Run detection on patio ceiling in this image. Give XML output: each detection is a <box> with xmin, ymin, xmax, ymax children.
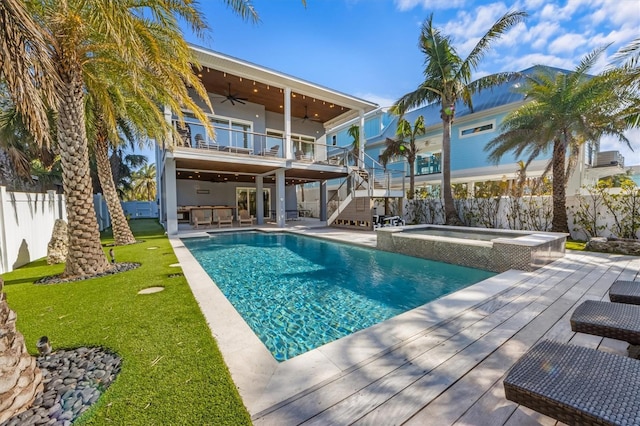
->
<box><xmin>190</xmin><ymin>45</ymin><xmax>378</xmax><ymax>127</ymax></box>
<box><xmin>175</xmin><ymin>157</ymin><xmax>349</xmax><ymax>184</ymax></box>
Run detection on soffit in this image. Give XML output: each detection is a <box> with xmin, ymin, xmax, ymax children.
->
<box><xmin>190</xmin><ymin>45</ymin><xmax>378</xmax><ymax>125</ymax></box>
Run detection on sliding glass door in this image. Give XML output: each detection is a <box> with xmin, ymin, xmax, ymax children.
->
<box><xmin>236</xmin><ymin>187</ymin><xmax>270</xmax><ymax>217</ymax></box>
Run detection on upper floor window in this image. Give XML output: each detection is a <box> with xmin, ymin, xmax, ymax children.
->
<box><xmin>459</xmin><ymin>120</ymin><xmax>496</xmax><ymax>138</ymax></box>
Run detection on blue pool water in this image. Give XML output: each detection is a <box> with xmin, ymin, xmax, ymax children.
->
<box><xmin>182</xmin><ymin>232</ymin><xmax>495</xmax><ymax>362</ymax></box>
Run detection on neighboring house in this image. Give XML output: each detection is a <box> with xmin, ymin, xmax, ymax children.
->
<box><xmin>327</xmin><ymin>65</ymin><xmax>628</xmax><ymax>198</ymax></box>
<box><xmin>157</xmin><ymin>52</ymin><xmax>630</xmax><ymax>234</ymax></box>
<box><xmin>156</xmin><ymin>44</ymin><xmax>384</xmax><ymax>234</ymax></box>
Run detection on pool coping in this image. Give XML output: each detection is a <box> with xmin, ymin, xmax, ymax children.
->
<box><xmin>169</xmin><ymin>229</ymin><xmax>532</xmax><ymax>416</ymax></box>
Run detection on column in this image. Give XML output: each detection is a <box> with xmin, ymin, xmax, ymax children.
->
<box><xmin>165</xmin><ymin>158</ymin><xmax>178</xmax><ymax>235</ymax></box>
<box><xmin>275</xmin><ymin>169</ymin><xmax>286</xmax><ymax>227</ymax></box>
<box><xmin>359</xmin><ymin>110</ymin><xmax>365</xmax><ymax>166</ymax></box>
<box><xmin>284</xmin><ymin>87</ymin><xmax>292</xmax><ymax>159</ymax></box>
<box><xmin>319</xmin><ymin>181</ymin><xmax>327</xmax><ymax>222</ymax></box>
<box><xmin>256</xmin><ymin>176</ymin><xmax>264</xmax><ymax>225</ymax></box>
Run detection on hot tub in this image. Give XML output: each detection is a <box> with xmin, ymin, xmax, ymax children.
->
<box><xmin>376</xmin><ymin>224</ymin><xmax>567</xmax><ymax>272</ymax></box>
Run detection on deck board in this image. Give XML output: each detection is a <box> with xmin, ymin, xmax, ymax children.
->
<box><xmin>253</xmin><ymin>251</ymin><xmax>638</xmax><ymax>425</ymax></box>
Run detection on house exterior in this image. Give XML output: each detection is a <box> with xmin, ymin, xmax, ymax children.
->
<box><xmin>327</xmin><ymin>66</ymin><xmax>628</xmax><ymax>199</ymax></box>
<box><xmin>156</xmin><ymin>44</ymin><xmax>381</xmax><ymax>234</ymax></box>
<box><xmin>157</xmin><ymin>51</ymin><xmax>629</xmax><ymax>234</ymax></box>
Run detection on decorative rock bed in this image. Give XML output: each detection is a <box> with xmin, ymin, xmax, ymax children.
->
<box><xmin>34</xmin><ymin>263</ymin><xmax>140</xmax><ymax>285</ymax></box>
<box><xmin>586</xmin><ymin>237</ymin><xmax>640</xmax><ymax>256</ymax></box>
<box><xmin>0</xmin><ymin>348</ymin><xmax>122</xmax><ymax>426</ymax></box>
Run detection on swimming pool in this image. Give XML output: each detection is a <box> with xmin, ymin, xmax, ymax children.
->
<box><xmin>182</xmin><ymin>232</ymin><xmax>495</xmax><ymax>361</ymax></box>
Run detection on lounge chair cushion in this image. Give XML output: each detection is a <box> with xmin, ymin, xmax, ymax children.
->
<box><xmin>570</xmin><ymin>300</ymin><xmax>640</xmax><ymax>345</ymax></box>
<box><xmin>504</xmin><ymin>339</ymin><xmax>640</xmax><ymax>425</ymax></box>
<box><xmin>609</xmin><ymin>280</ymin><xmax>640</xmax><ymax>305</ymax></box>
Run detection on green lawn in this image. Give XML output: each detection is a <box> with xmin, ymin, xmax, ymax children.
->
<box><xmin>2</xmin><ymin>219</ymin><xmax>251</xmax><ymax>425</ymax></box>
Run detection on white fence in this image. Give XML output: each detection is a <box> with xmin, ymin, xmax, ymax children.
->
<box><xmin>93</xmin><ymin>194</ymin><xmax>158</xmax><ymax>231</ymax></box>
<box><xmin>0</xmin><ymin>187</ymin><xmax>66</xmax><ymax>274</ymax></box>
<box><xmin>402</xmin><ymin>194</ymin><xmax>640</xmax><ymax>240</ymax></box>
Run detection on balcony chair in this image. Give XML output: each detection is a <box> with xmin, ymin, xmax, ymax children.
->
<box><xmin>260</xmin><ymin>145</ymin><xmax>279</xmax><ymax>157</ymax></box>
<box><xmin>238</xmin><ymin>210</ymin><xmax>255</xmax><ymax>226</ymax></box>
<box><xmin>195</xmin><ymin>133</ymin><xmax>207</xmax><ymax>149</ymax></box>
<box><xmin>217</xmin><ymin>210</ymin><xmax>233</xmax><ymax>228</ymax></box>
<box><xmin>609</xmin><ymin>280</ymin><xmax>640</xmax><ymax>305</ymax></box>
<box><xmin>504</xmin><ymin>339</ymin><xmax>640</xmax><ymax>425</ymax></box>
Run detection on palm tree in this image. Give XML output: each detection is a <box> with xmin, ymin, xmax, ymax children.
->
<box><xmin>613</xmin><ymin>38</ymin><xmax>639</xmax><ymax>127</ymax></box>
<box><xmin>485</xmin><ymin>49</ymin><xmax>632</xmax><ymax>233</ymax></box>
<box><xmin>22</xmin><ymin>0</ymin><xmax>245</xmax><ymax>277</ymax></box>
<box><xmin>379</xmin><ymin>116</ymin><xmax>426</xmax><ymax>199</ymax></box>
<box><xmin>0</xmin><ymin>0</ymin><xmax>57</xmax><ymax>146</ymax></box>
<box><xmin>391</xmin><ymin>11</ymin><xmax>527</xmax><ymax>225</ymax></box>
<box><xmin>130</xmin><ymin>164</ymin><xmax>157</xmax><ymax>201</ymax></box>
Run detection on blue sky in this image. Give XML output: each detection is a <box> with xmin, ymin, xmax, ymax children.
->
<box><xmin>141</xmin><ymin>0</ymin><xmax>639</xmax><ymax>165</ymax></box>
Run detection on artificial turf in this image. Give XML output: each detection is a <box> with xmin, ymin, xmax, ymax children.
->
<box><xmin>2</xmin><ymin>219</ymin><xmax>252</xmax><ymax>425</ymax></box>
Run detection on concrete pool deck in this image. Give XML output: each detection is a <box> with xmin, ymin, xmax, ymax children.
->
<box><xmin>170</xmin><ymin>224</ymin><xmax>640</xmax><ymax>425</ymax></box>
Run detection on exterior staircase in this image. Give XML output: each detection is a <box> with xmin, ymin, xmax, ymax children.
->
<box><xmin>327</xmin><ymin>155</ymin><xmax>405</xmax><ymax>230</ymax></box>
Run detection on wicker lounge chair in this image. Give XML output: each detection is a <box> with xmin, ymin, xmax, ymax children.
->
<box><xmin>609</xmin><ymin>280</ymin><xmax>640</xmax><ymax>305</ymax></box>
<box><xmin>504</xmin><ymin>339</ymin><xmax>640</xmax><ymax>425</ymax></box>
<box><xmin>570</xmin><ymin>300</ymin><xmax>640</xmax><ymax>345</ymax></box>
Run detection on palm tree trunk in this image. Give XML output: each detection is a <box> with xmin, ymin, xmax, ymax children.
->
<box><xmin>57</xmin><ymin>63</ymin><xmax>111</xmax><ymax>277</ymax></box>
<box><xmin>442</xmin><ymin>116</ymin><xmax>463</xmax><ymax>225</ymax></box>
<box><xmin>0</xmin><ymin>278</ymin><xmax>43</xmax><ymax>423</ymax></box>
<box><xmin>408</xmin><ymin>153</ymin><xmax>416</xmax><ymax>199</ymax></box>
<box><xmin>551</xmin><ymin>137</ymin><xmax>569</xmax><ymax>233</ymax></box>
<box><xmin>95</xmin><ymin>129</ymin><xmax>137</xmax><ymax>246</ymax></box>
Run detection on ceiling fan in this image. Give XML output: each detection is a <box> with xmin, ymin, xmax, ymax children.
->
<box><xmin>220</xmin><ymin>82</ymin><xmax>248</xmax><ymax>105</ymax></box>
<box><xmin>300</xmin><ymin>105</ymin><xmax>321</xmax><ymax>123</ymax></box>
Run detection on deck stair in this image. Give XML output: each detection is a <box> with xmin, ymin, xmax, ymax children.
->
<box><xmin>327</xmin><ymin>154</ymin><xmax>405</xmax><ymax>230</ymax></box>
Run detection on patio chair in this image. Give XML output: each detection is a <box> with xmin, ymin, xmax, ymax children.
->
<box><xmin>504</xmin><ymin>339</ymin><xmax>640</xmax><ymax>425</ymax></box>
<box><xmin>570</xmin><ymin>300</ymin><xmax>640</xmax><ymax>347</ymax></box>
<box><xmin>192</xmin><ymin>209</ymin><xmax>212</xmax><ymax>229</ymax></box>
<box><xmin>260</xmin><ymin>145</ymin><xmax>279</xmax><ymax>157</ymax></box>
<box><xmin>238</xmin><ymin>210</ymin><xmax>255</xmax><ymax>226</ymax></box>
<box><xmin>217</xmin><ymin>209</ymin><xmax>233</xmax><ymax>228</ymax></box>
<box><xmin>195</xmin><ymin>133</ymin><xmax>207</xmax><ymax>149</ymax></box>
<box><xmin>609</xmin><ymin>280</ymin><xmax>640</xmax><ymax>305</ymax></box>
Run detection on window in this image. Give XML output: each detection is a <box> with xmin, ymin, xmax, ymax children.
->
<box><xmin>172</xmin><ymin>111</ymin><xmax>253</xmax><ymax>149</ymax></box>
<box><xmin>459</xmin><ymin>120</ymin><xmax>495</xmax><ymax>138</ymax></box>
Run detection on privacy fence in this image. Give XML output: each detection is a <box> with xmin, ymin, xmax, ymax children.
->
<box><xmin>0</xmin><ymin>187</ymin><xmax>159</xmax><ymax>274</ymax></box>
<box><xmin>0</xmin><ymin>187</ymin><xmax>66</xmax><ymax>274</ymax></box>
<box><xmin>402</xmin><ymin>185</ymin><xmax>640</xmax><ymax>240</ymax></box>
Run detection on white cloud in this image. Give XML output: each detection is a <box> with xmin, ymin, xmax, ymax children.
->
<box><xmin>548</xmin><ymin>33</ymin><xmax>587</xmax><ymax>54</ymax></box>
<box><xmin>503</xmin><ymin>52</ymin><xmax>576</xmax><ymax>71</ymax></box>
<box><xmin>394</xmin><ymin>0</ymin><xmax>466</xmax><ymax>11</ymax></box>
<box><xmin>355</xmin><ymin>92</ymin><xmax>399</xmax><ymax>109</ymax></box>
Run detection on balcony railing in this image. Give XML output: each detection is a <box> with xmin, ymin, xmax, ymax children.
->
<box><xmin>173</xmin><ymin>119</ymin><xmax>351</xmax><ymax>163</ymax></box>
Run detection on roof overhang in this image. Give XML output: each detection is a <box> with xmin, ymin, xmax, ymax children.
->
<box><xmin>189</xmin><ymin>44</ymin><xmax>378</xmax><ymax>127</ymax></box>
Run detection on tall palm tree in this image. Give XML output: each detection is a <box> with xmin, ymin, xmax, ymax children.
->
<box><xmin>23</xmin><ymin>0</ymin><xmax>257</xmax><ymax>277</ymax></box>
<box><xmin>130</xmin><ymin>163</ymin><xmax>157</xmax><ymax>201</ymax></box>
<box><xmin>485</xmin><ymin>49</ymin><xmax>632</xmax><ymax>233</ymax></box>
<box><xmin>379</xmin><ymin>116</ymin><xmax>426</xmax><ymax>199</ymax></box>
<box><xmin>0</xmin><ymin>0</ymin><xmax>57</xmax><ymax>146</ymax></box>
<box><xmin>391</xmin><ymin>11</ymin><xmax>527</xmax><ymax>225</ymax></box>
<box><xmin>613</xmin><ymin>38</ymin><xmax>640</xmax><ymax>127</ymax></box>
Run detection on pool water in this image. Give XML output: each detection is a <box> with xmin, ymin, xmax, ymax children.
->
<box><xmin>182</xmin><ymin>232</ymin><xmax>495</xmax><ymax>362</ymax></box>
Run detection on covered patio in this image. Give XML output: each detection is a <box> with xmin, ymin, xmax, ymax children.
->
<box><xmin>171</xmin><ymin>226</ymin><xmax>639</xmax><ymax>425</ymax></box>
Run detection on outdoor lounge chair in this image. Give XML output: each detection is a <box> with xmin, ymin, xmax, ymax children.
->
<box><xmin>609</xmin><ymin>280</ymin><xmax>640</xmax><ymax>305</ymax></box>
<box><xmin>504</xmin><ymin>339</ymin><xmax>640</xmax><ymax>425</ymax></box>
<box><xmin>570</xmin><ymin>299</ymin><xmax>640</xmax><ymax>346</ymax></box>
<box><xmin>238</xmin><ymin>209</ymin><xmax>255</xmax><ymax>226</ymax></box>
<box><xmin>217</xmin><ymin>210</ymin><xmax>233</xmax><ymax>228</ymax></box>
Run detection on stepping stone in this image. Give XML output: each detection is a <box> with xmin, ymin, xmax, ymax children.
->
<box><xmin>137</xmin><ymin>287</ymin><xmax>165</xmax><ymax>295</ymax></box>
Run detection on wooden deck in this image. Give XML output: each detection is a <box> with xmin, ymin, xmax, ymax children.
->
<box><xmin>251</xmin><ymin>251</ymin><xmax>640</xmax><ymax>425</ymax></box>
